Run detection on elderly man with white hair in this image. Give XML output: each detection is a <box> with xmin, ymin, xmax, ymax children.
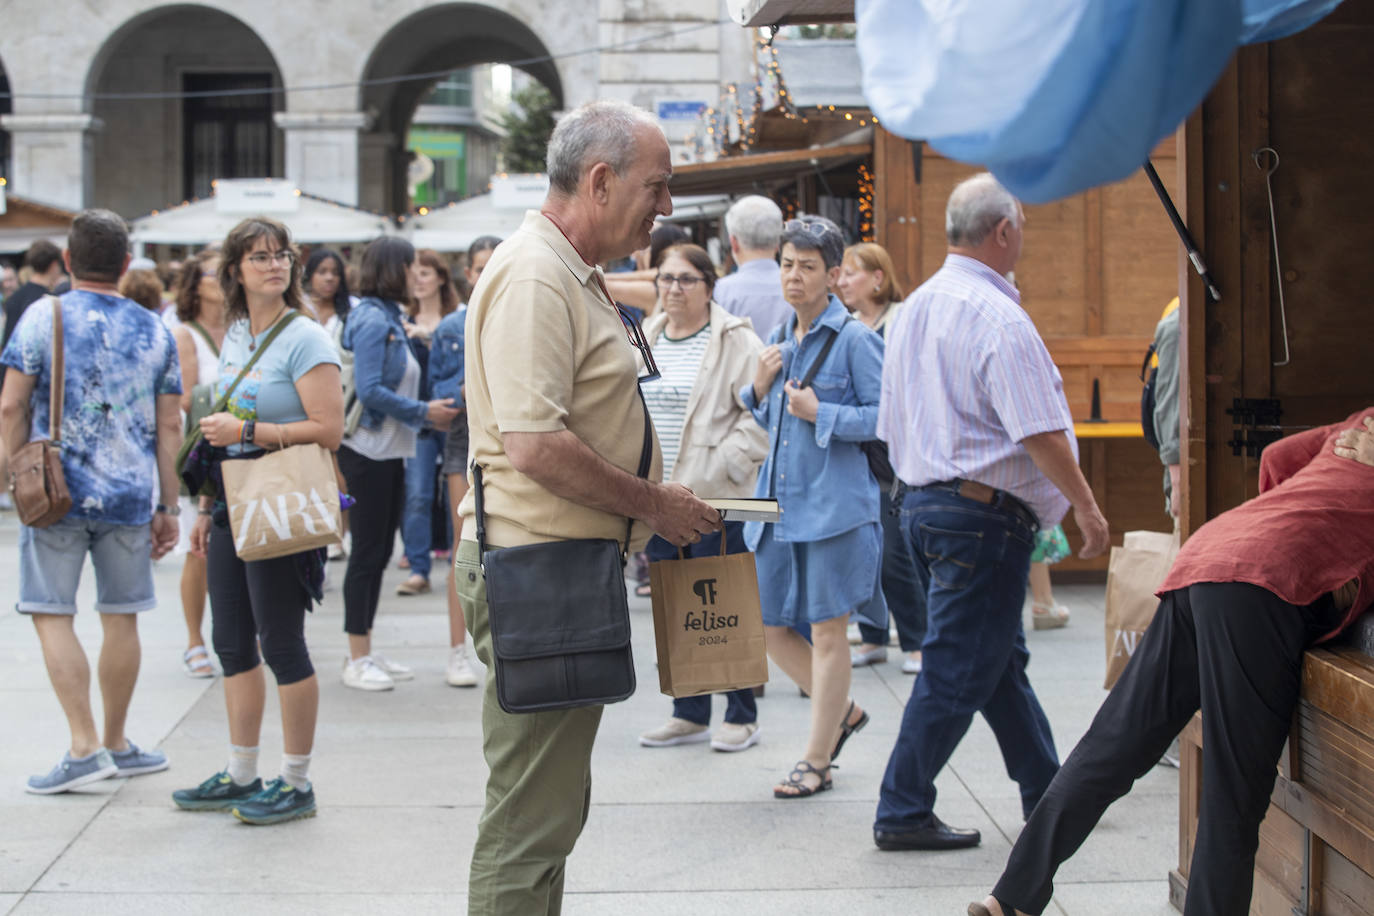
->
<box><xmin>872</xmin><ymin>173</ymin><xmax>1110</xmax><ymax>851</ymax></box>
<box><xmin>714</xmin><ymin>194</ymin><xmax>791</xmax><ymax>338</ymax></box>
<box><xmin>455</xmin><ymin>100</ymin><xmax>720</xmax><ymax>915</ymax></box>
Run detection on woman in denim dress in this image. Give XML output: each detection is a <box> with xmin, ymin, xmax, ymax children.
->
<box><xmin>740</xmin><ymin>216</ymin><xmax>887</xmax><ymax>798</ymax></box>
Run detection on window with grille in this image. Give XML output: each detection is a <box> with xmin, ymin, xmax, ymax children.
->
<box><xmin>183</xmin><ymin>73</ymin><xmax>274</xmax><ymax>201</ymax></box>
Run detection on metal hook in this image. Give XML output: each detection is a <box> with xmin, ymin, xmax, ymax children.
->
<box><xmin>1252</xmin><ymin>146</ymin><xmax>1280</xmax><ymax>176</ymax></box>
<box><xmin>1253</xmin><ymin>147</ymin><xmax>1290</xmax><ymax>367</ymax></box>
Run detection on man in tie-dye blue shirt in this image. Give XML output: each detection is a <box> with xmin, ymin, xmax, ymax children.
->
<box><xmin>0</xmin><ymin>209</ymin><xmax>183</xmax><ymax>796</ymax></box>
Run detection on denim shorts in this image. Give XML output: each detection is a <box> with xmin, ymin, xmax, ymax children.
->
<box><xmin>17</xmin><ymin>518</ymin><xmax>156</xmax><ymax>614</ymax></box>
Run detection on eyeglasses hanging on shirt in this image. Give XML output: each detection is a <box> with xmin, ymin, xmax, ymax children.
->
<box><xmin>616</xmin><ymin>304</ymin><xmax>660</xmax><ymax>383</ymax></box>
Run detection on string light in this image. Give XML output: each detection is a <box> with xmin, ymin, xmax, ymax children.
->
<box><xmin>857</xmin><ymin>163</ymin><xmax>875</xmax><ymax>242</ymax></box>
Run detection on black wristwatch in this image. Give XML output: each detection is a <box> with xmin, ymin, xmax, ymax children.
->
<box><xmin>241</xmin><ymin>419</ymin><xmax>256</xmax><ymax>446</ymax></box>
<box><xmin>155</xmin><ymin>503</ymin><xmax>181</xmax><ymax>517</ymax></box>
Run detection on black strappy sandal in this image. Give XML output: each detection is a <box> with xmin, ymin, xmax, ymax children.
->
<box><xmin>831</xmin><ymin>700</ymin><xmax>870</xmax><ymax>762</ymax></box>
<box><xmin>773</xmin><ymin>760</ymin><xmax>833</xmax><ymax>799</ymax></box>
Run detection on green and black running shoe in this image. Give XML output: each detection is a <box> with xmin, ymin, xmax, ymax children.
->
<box><xmin>232</xmin><ymin>777</ymin><xmax>316</xmax><ymax>825</ymax></box>
<box><xmin>172</xmin><ymin>771</ymin><xmax>263</xmax><ymax>811</ymax></box>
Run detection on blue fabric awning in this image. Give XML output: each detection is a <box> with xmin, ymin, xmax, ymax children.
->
<box><xmin>856</xmin><ymin>0</ymin><xmax>1344</xmax><ymax>203</ymax></box>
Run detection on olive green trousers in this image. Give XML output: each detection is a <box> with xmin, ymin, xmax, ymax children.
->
<box><xmin>455</xmin><ymin>540</ymin><xmax>604</xmax><ymax>916</ymax></box>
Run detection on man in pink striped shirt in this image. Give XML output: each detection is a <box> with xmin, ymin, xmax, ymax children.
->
<box><xmin>872</xmin><ymin>173</ymin><xmax>1109</xmax><ymax>852</ymax></box>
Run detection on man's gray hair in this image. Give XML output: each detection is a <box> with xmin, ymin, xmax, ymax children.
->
<box><xmin>945</xmin><ymin>173</ymin><xmax>1021</xmax><ymax>247</ymax></box>
<box><xmin>546</xmin><ymin>100</ymin><xmax>664</xmax><ymax>195</ymax></box>
<box><xmin>724</xmin><ymin>195</ymin><xmax>783</xmax><ymax>252</ymax></box>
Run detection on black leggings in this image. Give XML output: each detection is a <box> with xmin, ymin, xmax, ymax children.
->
<box><xmin>206</xmin><ymin>521</ymin><xmax>314</xmax><ymax>684</ymax></box>
<box><xmin>337</xmin><ymin>445</ymin><xmax>405</xmax><ymax>636</ymax></box>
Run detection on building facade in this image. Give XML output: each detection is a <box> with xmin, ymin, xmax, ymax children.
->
<box><xmin>0</xmin><ymin>0</ymin><xmax>753</xmax><ymax>218</ymax></box>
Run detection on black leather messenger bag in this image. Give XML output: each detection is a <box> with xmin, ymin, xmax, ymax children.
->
<box><xmin>471</xmin><ymin>396</ymin><xmax>652</xmax><ymax>714</ymax></box>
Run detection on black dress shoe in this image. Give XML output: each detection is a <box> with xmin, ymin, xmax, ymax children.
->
<box><xmin>874</xmin><ymin>816</ymin><xmax>981</xmax><ymax>850</ymax></box>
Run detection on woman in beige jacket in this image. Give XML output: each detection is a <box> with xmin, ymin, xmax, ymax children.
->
<box><xmin>635</xmin><ymin>243</ymin><xmax>771</xmax><ymax>753</ymax></box>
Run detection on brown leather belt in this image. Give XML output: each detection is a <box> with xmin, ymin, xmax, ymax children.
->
<box><xmin>916</xmin><ymin>479</ymin><xmax>1039</xmax><ymax>531</ymax></box>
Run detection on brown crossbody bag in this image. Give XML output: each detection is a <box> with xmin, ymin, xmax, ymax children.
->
<box><xmin>8</xmin><ymin>297</ymin><xmax>73</xmax><ymax>527</ymax></box>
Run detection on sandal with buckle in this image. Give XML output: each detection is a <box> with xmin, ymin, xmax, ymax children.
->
<box><xmin>831</xmin><ymin>700</ymin><xmax>869</xmax><ymax>762</ymax></box>
<box><xmin>773</xmin><ymin>760</ymin><xmax>832</xmax><ymax>799</ymax></box>
<box><xmin>183</xmin><ymin>645</ymin><xmax>215</xmax><ymax>679</ymax></box>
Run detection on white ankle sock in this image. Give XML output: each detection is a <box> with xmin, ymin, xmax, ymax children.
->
<box><xmin>281</xmin><ymin>752</ymin><xmax>311</xmax><ymax>789</ymax></box>
<box><xmin>228</xmin><ymin>745</ymin><xmax>259</xmax><ymax>785</ymax></box>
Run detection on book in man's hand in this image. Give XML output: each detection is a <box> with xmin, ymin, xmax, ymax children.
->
<box><xmin>703</xmin><ymin>498</ymin><xmax>780</xmax><ymax>522</ymax></box>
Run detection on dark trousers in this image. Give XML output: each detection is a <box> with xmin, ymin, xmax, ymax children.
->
<box><xmin>206</xmin><ymin>521</ymin><xmax>313</xmax><ymax>684</ymax></box>
<box><xmin>338</xmin><ymin>445</ymin><xmax>405</xmax><ymax>636</ymax></box>
<box><xmin>875</xmin><ymin>489</ymin><xmax>1058</xmax><ymax>830</ymax></box>
<box><xmin>858</xmin><ymin>487</ymin><xmax>929</xmax><ymax>650</ymax></box>
<box><xmin>993</xmin><ymin>582</ymin><xmax>1342</xmax><ymax>916</ymax></box>
<box><xmin>646</xmin><ymin>521</ymin><xmax>758</xmax><ymax>725</ymax></box>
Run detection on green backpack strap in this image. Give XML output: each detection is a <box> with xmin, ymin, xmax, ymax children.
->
<box><xmin>186</xmin><ymin>320</ymin><xmax>221</xmax><ymax>359</ymax></box>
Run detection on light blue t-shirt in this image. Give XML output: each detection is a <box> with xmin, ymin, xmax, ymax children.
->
<box><xmin>214</xmin><ymin>312</ymin><xmax>341</xmax><ymax>455</ymax></box>
<box><xmin>0</xmin><ymin>289</ymin><xmax>182</xmax><ymax>525</ymax></box>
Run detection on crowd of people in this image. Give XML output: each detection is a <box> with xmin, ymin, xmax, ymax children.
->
<box><xmin>2</xmin><ymin>99</ymin><xmax>1371</xmax><ymax>916</ymax></box>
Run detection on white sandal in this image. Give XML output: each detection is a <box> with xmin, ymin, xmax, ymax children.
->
<box><xmin>1031</xmin><ymin>603</ymin><xmax>1070</xmax><ymax>630</ymax></box>
<box><xmin>182</xmin><ymin>646</ymin><xmax>216</xmax><ymax>678</ymax></box>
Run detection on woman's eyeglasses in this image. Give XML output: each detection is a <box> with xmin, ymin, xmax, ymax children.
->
<box><xmin>654</xmin><ymin>273</ymin><xmax>704</xmax><ymax>291</ymax></box>
<box><xmin>245</xmin><ymin>251</ymin><xmax>295</xmax><ymax>270</ymax></box>
<box><xmin>616</xmin><ymin>305</ymin><xmax>660</xmax><ymax>383</ymax></box>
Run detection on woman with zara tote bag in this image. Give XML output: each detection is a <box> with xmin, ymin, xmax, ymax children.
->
<box><xmin>172</xmin><ymin>216</ymin><xmax>343</xmax><ymax>826</ymax></box>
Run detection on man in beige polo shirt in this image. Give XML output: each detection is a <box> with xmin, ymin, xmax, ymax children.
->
<box><xmin>455</xmin><ymin>100</ymin><xmax>721</xmax><ymax>916</ymax></box>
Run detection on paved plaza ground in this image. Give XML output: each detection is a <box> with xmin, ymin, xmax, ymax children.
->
<box><xmin>0</xmin><ymin>511</ymin><xmax>1180</xmax><ymax>915</ymax></box>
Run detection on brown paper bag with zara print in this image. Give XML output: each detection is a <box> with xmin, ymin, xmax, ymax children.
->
<box><xmin>220</xmin><ymin>443</ymin><xmax>342</xmax><ymax>562</ymax></box>
<box><xmin>1103</xmin><ymin>528</ymin><xmax>1180</xmax><ymax>689</ymax></box>
<box><xmin>649</xmin><ymin>540</ymin><xmax>769</xmax><ymax>698</ymax></box>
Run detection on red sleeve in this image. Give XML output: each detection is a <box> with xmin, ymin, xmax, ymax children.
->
<box><xmin>1257</xmin><ymin>418</ymin><xmax>1346</xmax><ymax>491</ymax></box>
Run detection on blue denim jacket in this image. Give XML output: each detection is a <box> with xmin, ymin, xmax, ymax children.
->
<box><xmin>341</xmin><ymin>297</ymin><xmax>429</xmax><ymax>430</ymax></box>
<box><xmin>740</xmin><ymin>296</ymin><xmax>884</xmax><ymax>545</ymax></box>
<box><xmin>429</xmin><ymin>307</ymin><xmax>465</xmax><ymax>408</ymax></box>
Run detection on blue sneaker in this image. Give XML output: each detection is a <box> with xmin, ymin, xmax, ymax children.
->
<box><xmin>110</xmin><ymin>741</ymin><xmax>169</xmax><ymax>777</ymax></box>
<box><xmin>232</xmin><ymin>778</ymin><xmax>316</xmax><ymax>825</ymax></box>
<box><xmin>26</xmin><ymin>749</ymin><xmax>118</xmax><ymax>795</ymax></box>
<box><xmin>173</xmin><ymin>771</ymin><xmax>263</xmax><ymax>811</ymax></box>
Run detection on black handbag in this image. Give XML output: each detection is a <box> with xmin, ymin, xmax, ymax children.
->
<box><xmin>472</xmin><ymin>395</ymin><xmax>653</xmax><ymax>714</ymax></box>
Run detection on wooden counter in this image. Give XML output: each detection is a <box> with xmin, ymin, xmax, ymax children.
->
<box><xmin>1170</xmin><ymin>647</ymin><xmax>1374</xmax><ymax>914</ymax></box>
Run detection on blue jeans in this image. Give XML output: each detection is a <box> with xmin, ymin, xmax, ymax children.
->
<box><xmin>874</xmin><ymin>488</ymin><xmax>1059</xmax><ymax>830</ymax></box>
<box><xmin>859</xmin><ymin>488</ymin><xmax>928</xmax><ymax>650</ymax></box>
<box><xmin>401</xmin><ymin>431</ymin><xmax>445</xmax><ymax>579</ymax></box>
<box><xmin>646</xmin><ymin>522</ymin><xmax>758</xmax><ymax>726</ymax></box>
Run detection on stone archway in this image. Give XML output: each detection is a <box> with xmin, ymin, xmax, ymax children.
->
<box><xmin>358</xmin><ymin>3</ymin><xmax>566</xmax><ymax>215</ymax></box>
<box><xmin>85</xmin><ymin>4</ymin><xmax>284</xmax><ymax>217</ymax></box>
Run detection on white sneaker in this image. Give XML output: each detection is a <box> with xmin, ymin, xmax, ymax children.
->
<box><xmin>446</xmin><ymin>647</ymin><xmax>477</xmax><ymax>688</ymax></box>
<box><xmin>342</xmin><ymin>656</ymin><xmax>394</xmax><ymax>691</ymax></box>
<box><xmin>368</xmin><ymin>653</ymin><xmax>414</xmax><ymax>681</ymax></box>
<box><xmin>711</xmin><ymin>722</ymin><xmax>761</xmax><ymax>752</ymax></box>
<box><xmin>639</xmin><ymin>717</ymin><xmax>709</xmax><ymax>747</ymax></box>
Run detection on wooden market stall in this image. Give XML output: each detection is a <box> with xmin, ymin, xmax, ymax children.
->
<box><xmin>1169</xmin><ymin>4</ymin><xmax>1374</xmax><ymax>912</ymax></box>
<box><xmin>724</xmin><ymin>1</ymin><xmax>1374</xmax><ymax>911</ymax></box>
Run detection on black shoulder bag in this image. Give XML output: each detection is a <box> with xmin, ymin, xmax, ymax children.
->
<box><xmin>471</xmin><ymin>395</ymin><xmax>654</xmax><ymax>714</ymax></box>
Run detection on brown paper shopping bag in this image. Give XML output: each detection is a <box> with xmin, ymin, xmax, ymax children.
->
<box><xmin>1103</xmin><ymin>529</ymin><xmax>1180</xmax><ymax>689</ymax></box>
<box><xmin>220</xmin><ymin>443</ymin><xmax>342</xmax><ymax>562</ymax></box>
<box><xmin>649</xmin><ymin>541</ymin><xmax>769</xmax><ymax>698</ymax></box>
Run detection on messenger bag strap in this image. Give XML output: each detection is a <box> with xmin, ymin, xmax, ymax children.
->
<box><xmin>209</xmin><ymin>310</ymin><xmax>300</xmax><ymax>416</ymax></box>
<box><xmin>622</xmin><ymin>388</ymin><xmax>653</xmax><ymax>557</ymax></box>
<box><xmin>797</xmin><ymin>314</ymin><xmax>851</xmax><ymax>390</ymax></box>
<box><xmin>48</xmin><ymin>296</ymin><xmax>64</xmax><ymax>444</ymax></box>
